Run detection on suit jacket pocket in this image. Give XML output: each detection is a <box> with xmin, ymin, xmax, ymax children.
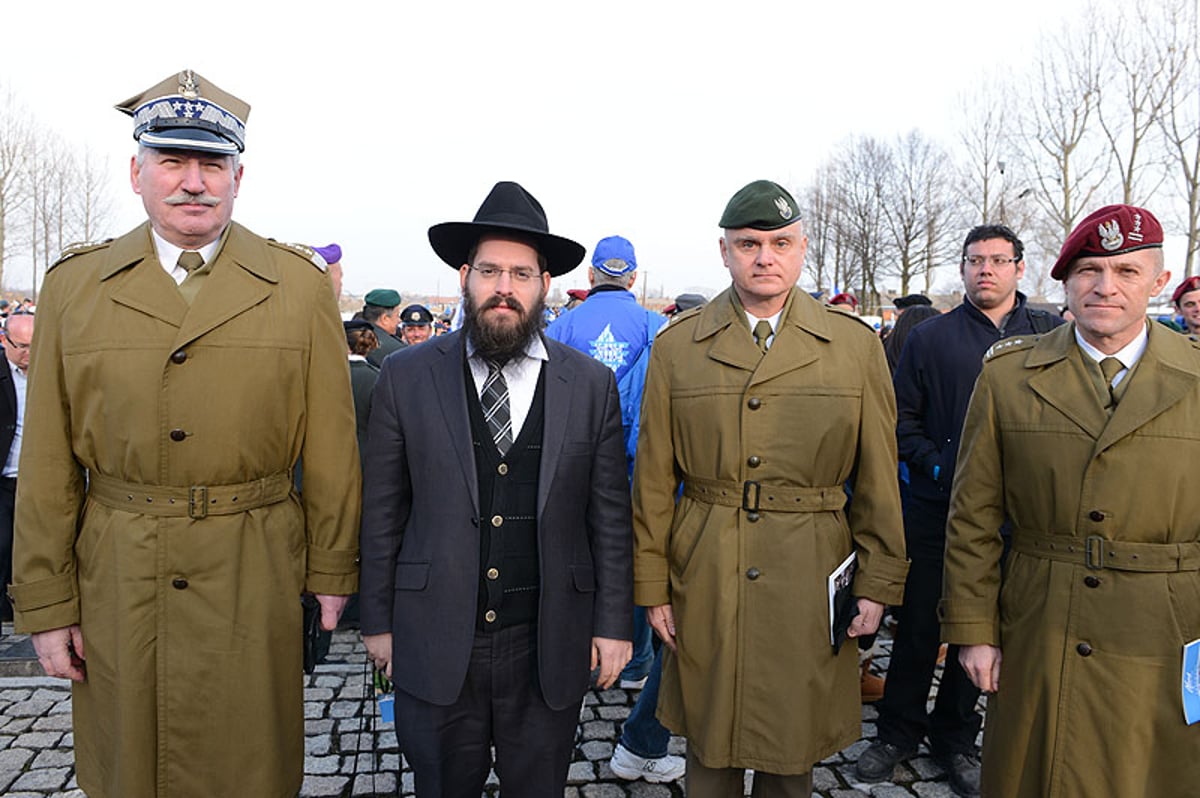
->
<box><xmin>394</xmin><ymin>561</ymin><xmax>430</xmax><ymax>591</ymax></box>
<box><xmin>571</xmin><ymin>565</ymin><xmax>596</xmax><ymax>592</ymax></box>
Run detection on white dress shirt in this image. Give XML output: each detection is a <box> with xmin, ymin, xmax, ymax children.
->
<box><xmin>1075</xmin><ymin>322</ymin><xmax>1149</xmax><ymax>389</ymax></box>
<box><xmin>151</xmin><ymin>229</ymin><xmax>221</xmax><ymax>285</ymax></box>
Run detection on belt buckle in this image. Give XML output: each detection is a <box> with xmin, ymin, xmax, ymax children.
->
<box><xmin>1085</xmin><ymin>535</ymin><xmax>1105</xmax><ymax>570</ymax></box>
<box><xmin>742</xmin><ymin>480</ymin><xmax>761</xmax><ymax>513</ymax></box>
<box><xmin>189</xmin><ymin>486</ymin><xmax>208</xmax><ymax>520</ymax></box>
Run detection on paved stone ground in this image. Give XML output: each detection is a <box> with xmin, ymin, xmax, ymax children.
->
<box><xmin>0</xmin><ymin>622</ymin><xmax>983</xmax><ymax>796</ymax></box>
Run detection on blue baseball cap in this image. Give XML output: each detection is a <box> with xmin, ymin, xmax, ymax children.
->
<box><xmin>591</xmin><ymin>235</ymin><xmax>637</xmax><ymax>276</ymax></box>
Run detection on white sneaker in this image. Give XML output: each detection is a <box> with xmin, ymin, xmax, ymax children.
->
<box><xmin>619</xmin><ymin>675</ymin><xmax>648</xmax><ymax>690</ymax></box>
<box><xmin>609</xmin><ymin>743</ymin><xmax>686</xmax><ymax>783</ymax></box>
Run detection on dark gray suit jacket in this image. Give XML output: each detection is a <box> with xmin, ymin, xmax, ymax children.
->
<box><xmin>358</xmin><ymin>330</ymin><xmax>633</xmax><ymax>710</ymax></box>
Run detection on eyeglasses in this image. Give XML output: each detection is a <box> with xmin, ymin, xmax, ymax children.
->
<box><xmin>468</xmin><ymin>265</ymin><xmax>541</xmax><ymax>284</ymax></box>
<box><xmin>3</xmin><ymin>334</ymin><xmax>29</xmax><ymax>351</ymax></box>
<box><xmin>963</xmin><ymin>255</ymin><xmax>1021</xmax><ymax>267</ymax></box>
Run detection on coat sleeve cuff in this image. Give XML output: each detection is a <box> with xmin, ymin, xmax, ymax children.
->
<box><xmin>634</xmin><ymin>579</ymin><xmax>670</xmax><ymax>607</ymax></box>
<box><xmin>853</xmin><ymin>552</ymin><xmax>909</xmax><ymax>606</ymax></box>
<box><xmin>13</xmin><ymin>597</ymin><xmax>81</xmax><ymax>635</ymax></box>
<box><xmin>305</xmin><ymin>545</ymin><xmax>359</xmax><ymax>595</ymax></box>
<box><xmin>9</xmin><ymin>570</ymin><xmax>77</xmax><ymax>613</ymax></box>
<box><xmin>937</xmin><ymin>599</ymin><xmax>1000</xmax><ymax>646</ymax></box>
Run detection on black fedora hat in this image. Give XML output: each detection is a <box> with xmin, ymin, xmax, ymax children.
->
<box><xmin>428</xmin><ymin>181</ymin><xmax>585</xmax><ymax>277</ymax></box>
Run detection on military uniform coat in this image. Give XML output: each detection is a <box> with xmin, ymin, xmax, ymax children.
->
<box><xmin>632</xmin><ymin>288</ymin><xmax>909</xmax><ymax>773</ymax></box>
<box><xmin>9</xmin><ymin>222</ymin><xmax>361</xmax><ymax>798</ymax></box>
<box><xmin>941</xmin><ymin>322</ymin><xmax>1200</xmax><ymax>797</ymax></box>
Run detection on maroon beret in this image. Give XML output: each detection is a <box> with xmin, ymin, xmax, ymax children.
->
<box><xmin>1051</xmin><ymin>204</ymin><xmax>1163</xmax><ymax>280</ymax></box>
<box><xmin>830</xmin><ymin>292</ymin><xmax>858</xmax><ymax>308</ymax></box>
<box><xmin>1172</xmin><ymin>275</ymin><xmax>1200</xmax><ymax>306</ymax></box>
<box><xmin>566</xmin><ymin>289</ymin><xmax>589</xmax><ymax>302</ymax></box>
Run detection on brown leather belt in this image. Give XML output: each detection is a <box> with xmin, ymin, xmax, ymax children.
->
<box><xmin>88</xmin><ymin>470</ymin><xmax>293</xmax><ymax>519</ymax></box>
<box><xmin>683</xmin><ymin>475</ymin><xmax>845</xmax><ymax>513</ymax></box>
<box><xmin>1013</xmin><ymin>531</ymin><xmax>1200</xmax><ymax>573</ymax></box>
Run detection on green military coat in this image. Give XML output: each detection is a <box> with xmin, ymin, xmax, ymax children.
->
<box><xmin>632</xmin><ymin>288</ymin><xmax>908</xmax><ymax>773</ymax></box>
<box><xmin>941</xmin><ymin>322</ymin><xmax>1200</xmax><ymax>797</ymax></box>
<box><xmin>9</xmin><ymin>222</ymin><xmax>361</xmax><ymax>798</ymax></box>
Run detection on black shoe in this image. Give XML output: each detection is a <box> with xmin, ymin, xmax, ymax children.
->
<box><xmin>855</xmin><ymin>740</ymin><xmax>917</xmax><ymax>782</ymax></box>
<box><xmin>935</xmin><ymin>751</ymin><xmax>981</xmax><ymax>797</ymax></box>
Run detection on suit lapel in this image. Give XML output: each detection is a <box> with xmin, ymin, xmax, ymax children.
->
<box><xmin>173</xmin><ymin>224</ymin><xmax>275</xmax><ymax>350</ymax></box>
<box><xmin>1096</xmin><ymin>325</ymin><xmax>1200</xmax><ymax>453</ymax></box>
<box><xmin>105</xmin><ymin>224</ymin><xmax>189</xmax><ymax>328</ymax></box>
<box><xmin>429</xmin><ymin>333</ymin><xmax>479</xmax><ymax>514</ymax></box>
<box><xmin>0</xmin><ymin>363</ymin><xmax>14</xmax><ymax>422</ymax></box>
<box><xmin>538</xmin><ymin>344</ymin><xmax>572</xmax><ymax>518</ymax></box>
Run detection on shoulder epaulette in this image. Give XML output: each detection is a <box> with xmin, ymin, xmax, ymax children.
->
<box><xmin>267</xmin><ymin>239</ymin><xmax>326</xmax><ymax>271</ymax></box>
<box><xmin>50</xmin><ymin>239</ymin><xmax>113</xmax><ymax>271</ymax></box>
<box><xmin>984</xmin><ymin>336</ymin><xmax>1038</xmax><ymax>361</ymax></box>
<box><xmin>824</xmin><ymin>303</ymin><xmax>875</xmax><ymax>330</ymax></box>
<box><xmin>662</xmin><ymin>305</ymin><xmax>704</xmax><ymax>332</ymax></box>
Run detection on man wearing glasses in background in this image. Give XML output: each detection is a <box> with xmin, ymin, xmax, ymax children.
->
<box><xmin>0</xmin><ymin>311</ymin><xmax>32</xmax><ymax>629</ymax></box>
<box><xmin>856</xmin><ymin>225</ymin><xmax>1061</xmax><ymax>796</ymax></box>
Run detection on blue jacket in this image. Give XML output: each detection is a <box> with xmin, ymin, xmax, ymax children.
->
<box><xmin>893</xmin><ymin>293</ymin><xmax>1062</xmax><ymax>514</ymax></box>
<box><xmin>546</xmin><ymin>286</ymin><xmax>665</xmax><ymax>473</ymax></box>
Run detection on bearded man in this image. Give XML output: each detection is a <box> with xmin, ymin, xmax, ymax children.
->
<box><xmin>358</xmin><ymin>181</ymin><xmax>633</xmax><ymax>798</ymax></box>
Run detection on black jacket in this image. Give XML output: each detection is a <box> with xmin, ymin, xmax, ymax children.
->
<box><xmin>894</xmin><ymin>293</ymin><xmax>1062</xmax><ymax>512</ymax></box>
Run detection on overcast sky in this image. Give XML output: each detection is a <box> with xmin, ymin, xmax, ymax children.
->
<box><xmin>2</xmin><ymin>0</ymin><xmax>1097</xmax><ymax>301</ymax></box>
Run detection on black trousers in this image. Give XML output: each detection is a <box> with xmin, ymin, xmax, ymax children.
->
<box><xmin>876</xmin><ymin>498</ymin><xmax>982</xmax><ymax>756</ymax></box>
<box><xmin>0</xmin><ymin>476</ymin><xmax>14</xmax><ymax>622</ymax></box>
<box><xmin>394</xmin><ymin>623</ymin><xmax>579</xmax><ymax>798</ymax></box>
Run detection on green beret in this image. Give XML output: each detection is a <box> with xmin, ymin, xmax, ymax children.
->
<box><xmin>719</xmin><ymin>180</ymin><xmax>800</xmax><ymax>230</ymax></box>
<box><xmin>364</xmin><ymin>289</ymin><xmax>401</xmax><ymax>308</ymax></box>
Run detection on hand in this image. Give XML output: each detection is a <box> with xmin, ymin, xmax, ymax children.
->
<box><xmin>591</xmin><ymin>636</ymin><xmax>633</xmax><ymax>690</ymax></box>
<box><xmin>959</xmin><ymin>644</ymin><xmax>1002</xmax><ymax>693</ymax></box>
<box><xmin>314</xmin><ymin>594</ymin><xmax>350</xmax><ymax>631</ymax></box>
<box><xmin>363</xmin><ymin>632</ymin><xmax>393</xmax><ymax>679</ymax></box>
<box><xmin>847</xmin><ymin>598</ymin><xmax>885</xmax><ymax>639</ymax></box>
<box><xmin>647</xmin><ymin>603</ymin><xmax>676</xmax><ymax>651</ymax></box>
<box><xmin>31</xmin><ymin>625</ymin><xmax>86</xmax><ymax>682</ymax></box>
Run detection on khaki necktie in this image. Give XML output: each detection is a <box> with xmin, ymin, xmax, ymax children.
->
<box><xmin>753</xmin><ymin>320</ymin><xmax>773</xmax><ymax>355</ymax></box>
<box><xmin>176</xmin><ymin>251</ymin><xmax>206</xmax><ymax>305</ymax></box>
<box><xmin>1099</xmin><ymin>357</ymin><xmax>1123</xmax><ymax>410</ymax></box>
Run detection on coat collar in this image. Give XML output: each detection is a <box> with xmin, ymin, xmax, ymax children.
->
<box><xmin>102</xmin><ymin>222</ymin><xmax>278</xmax><ymax>349</ymax></box>
<box><xmin>694</xmin><ymin>287</ymin><xmax>831</xmax><ymax>385</ymax></box>
<box><xmin>1024</xmin><ymin>322</ymin><xmax>1200</xmax><ymax>448</ymax></box>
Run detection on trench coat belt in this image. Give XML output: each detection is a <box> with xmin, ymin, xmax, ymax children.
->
<box><xmin>87</xmin><ymin>470</ymin><xmax>294</xmax><ymax>520</ymax></box>
<box><xmin>682</xmin><ymin>475</ymin><xmax>846</xmax><ymax>513</ymax></box>
<box><xmin>1013</xmin><ymin>531</ymin><xmax>1200</xmax><ymax>573</ymax></box>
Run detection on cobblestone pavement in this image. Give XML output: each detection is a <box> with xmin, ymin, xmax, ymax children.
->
<box><xmin>0</xmin><ymin>623</ymin><xmax>982</xmax><ymax>796</ymax></box>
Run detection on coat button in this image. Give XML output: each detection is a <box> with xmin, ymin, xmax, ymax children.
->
<box><xmin>746</xmin><ymin>567</ymin><xmax>761</xmax><ymax>580</ymax></box>
<box><xmin>172</xmin><ymin>578</ymin><xmax>188</xmax><ymax>590</ymax></box>
<box><xmin>486</xmin><ymin>568</ymin><xmax>499</xmax><ymax>580</ymax></box>
<box><xmin>170</xmin><ymin>350</ymin><xmax>187</xmax><ymax>364</ymax></box>
<box><xmin>1089</xmin><ymin>510</ymin><xmax>1105</xmax><ymax>522</ymax></box>
<box><xmin>169</xmin><ymin>429</ymin><xmax>186</xmax><ymax>442</ymax></box>
<box><xmin>491</xmin><ymin>515</ymin><xmax>503</xmax><ymax>527</ymax></box>
<box><xmin>497</xmin><ymin>464</ymin><xmax>508</xmax><ymax>476</ymax></box>
<box><xmin>484</xmin><ymin>610</ymin><xmax>497</xmax><ymax>623</ymax></box>
<box><xmin>1077</xmin><ymin>642</ymin><xmax>1093</xmax><ymax>656</ymax></box>
<box><xmin>747</xmin><ymin>455</ymin><xmax>761</xmax><ymax>468</ymax></box>
<box><xmin>746</xmin><ymin>511</ymin><xmax>760</xmax><ymax>523</ymax></box>
<box><xmin>1084</xmin><ymin>575</ymin><xmax>1100</xmax><ymax>588</ymax></box>
<box><xmin>747</xmin><ymin>397</ymin><xmax>762</xmax><ymax>410</ymax></box>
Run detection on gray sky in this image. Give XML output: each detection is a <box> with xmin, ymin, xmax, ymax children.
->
<box><xmin>2</xmin><ymin>0</ymin><xmax>1097</xmax><ymax>300</ymax></box>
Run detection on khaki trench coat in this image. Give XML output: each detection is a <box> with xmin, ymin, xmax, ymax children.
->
<box><xmin>9</xmin><ymin>222</ymin><xmax>361</xmax><ymax>798</ymax></box>
<box><xmin>632</xmin><ymin>288</ymin><xmax>908</xmax><ymax>773</ymax></box>
<box><xmin>941</xmin><ymin>322</ymin><xmax>1200</xmax><ymax>797</ymax></box>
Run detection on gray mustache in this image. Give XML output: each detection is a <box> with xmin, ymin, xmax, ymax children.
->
<box><xmin>164</xmin><ymin>193</ymin><xmax>220</xmax><ymax>207</ymax></box>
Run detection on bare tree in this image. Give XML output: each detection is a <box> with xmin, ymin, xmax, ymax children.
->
<box><xmin>833</xmin><ymin>136</ymin><xmax>892</xmax><ymax>312</ymax></box>
<box><xmin>955</xmin><ymin>78</ymin><xmax>1016</xmax><ymax>226</ymax></box>
<box><xmin>879</xmin><ymin>130</ymin><xmax>962</xmax><ymax>295</ymax></box>
<box><xmin>1018</xmin><ymin>18</ymin><xmax>1112</xmax><ymax>253</ymax></box>
<box><xmin>69</xmin><ymin>147</ymin><xmax>113</xmax><ymax>244</ymax></box>
<box><xmin>1094</xmin><ymin>3</ymin><xmax>1172</xmax><ymax>205</ymax></box>
<box><xmin>0</xmin><ymin>86</ymin><xmax>34</xmax><ymax>292</ymax></box>
<box><xmin>1148</xmin><ymin>0</ymin><xmax>1200</xmax><ymax>276</ymax></box>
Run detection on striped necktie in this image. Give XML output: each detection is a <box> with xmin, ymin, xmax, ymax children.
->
<box><xmin>482</xmin><ymin>359</ymin><xmax>513</xmax><ymax>455</ymax></box>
